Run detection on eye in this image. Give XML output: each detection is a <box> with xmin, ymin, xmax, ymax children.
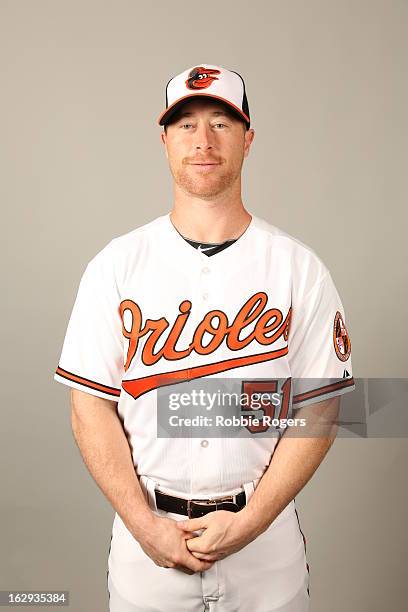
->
<box><xmin>213</xmin><ymin>123</ymin><xmax>226</xmax><ymax>128</ymax></box>
<box><xmin>180</xmin><ymin>123</ymin><xmax>193</xmax><ymax>129</ymax></box>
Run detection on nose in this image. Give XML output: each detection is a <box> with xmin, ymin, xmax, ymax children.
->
<box><xmin>193</xmin><ymin>122</ymin><xmax>214</xmax><ymax>151</ymax></box>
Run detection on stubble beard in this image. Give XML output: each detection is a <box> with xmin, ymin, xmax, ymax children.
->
<box><xmin>172</xmin><ymin>161</ymin><xmax>242</xmax><ymax>199</ymax></box>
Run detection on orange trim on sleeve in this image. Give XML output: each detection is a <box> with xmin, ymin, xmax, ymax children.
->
<box><xmin>55</xmin><ymin>366</ymin><xmax>121</xmax><ymax>397</ymax></box>
<box><xmin>292</xmin><ymin>377</ymin><xmax>355</xmax><ymax>405</ymax></box>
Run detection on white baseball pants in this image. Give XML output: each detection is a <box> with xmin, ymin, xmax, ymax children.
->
<box><xmin>106</xmin><ymin>476</ymin><xmax>310</xmax><ymax>611</ymax></box>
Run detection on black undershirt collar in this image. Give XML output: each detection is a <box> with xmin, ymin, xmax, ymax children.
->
<box><xmin>183</xmin><ymin>237</ymin><xmax>238</xmax><ymax>257</ymax></box>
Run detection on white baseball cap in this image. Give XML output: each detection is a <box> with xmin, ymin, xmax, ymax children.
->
<box><xmin>157</xmin><ymin>64</ymin><xmax>251</xmax><ymax>128</ymax></box>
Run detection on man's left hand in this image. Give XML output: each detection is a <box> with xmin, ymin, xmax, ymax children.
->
<box><xmin>175</xmin><ymin>509</ymin><xmax>259</xmax><ymax>562</ymax></box>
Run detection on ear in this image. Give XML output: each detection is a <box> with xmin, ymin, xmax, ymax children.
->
<box><xmin>160</xmin><ymin>130</ymin><xmax>169</xmax><ymax>159</ymax></box>
<box><xmin>243</xmin><ymin>128</ymin><xmax>255</xmax><ymax>158</ymax></box>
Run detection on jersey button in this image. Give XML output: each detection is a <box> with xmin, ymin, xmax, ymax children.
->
<box><xmin>201</xmin><ymin>266</ymin><xmax>210</xmax><ymax>275</ymax></box>
<box><xmin>200</xmin><ymin>440</ymin><xmax>209</xmax><ymax>448</ymax></box>
<box><xmin>202</xmin><ymin>292</ymin><xmax>209</xmax><ymax>300</ymax></box>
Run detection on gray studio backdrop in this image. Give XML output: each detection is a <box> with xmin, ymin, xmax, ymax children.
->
<box><xmin>2</xmin><ymin>1</ymin><xmax>407</xmax><ymax>611</ymax></box>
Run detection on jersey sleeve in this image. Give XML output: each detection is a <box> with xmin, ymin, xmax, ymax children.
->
<box><xmin>53</xmin><ymin>241</ymin><xmax>124</xmax><ymax>401</ymax></box>
<box><xmin>288</xmin><ymin>270</ymin><xmax>355</xmax><ymax>409</ymax></box>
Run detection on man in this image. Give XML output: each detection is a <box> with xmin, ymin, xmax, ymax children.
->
<box><xmin>54</xmin><ymin>63</ymin><xmax>355</xmax><ymax>611</ymax></box>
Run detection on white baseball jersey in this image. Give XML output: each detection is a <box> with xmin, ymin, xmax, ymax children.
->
<box><xmin>54</xmin><ymin>211</ymin><xmax>354</xmax><ymax>611</ymax></box>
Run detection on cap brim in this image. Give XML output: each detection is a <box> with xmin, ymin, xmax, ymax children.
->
<box><xmin>157</xmin><ymin>94</ymin><xmax>250</xmax><ymax>127</ymax></box>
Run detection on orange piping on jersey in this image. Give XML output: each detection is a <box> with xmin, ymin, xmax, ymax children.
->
<box><xmin>55</xmin><ymin>366</ymin><xmax>121</xmax><ymax>397</ymax></box>
<box><xmin>292</xmin><ymin>377</ymin><xmax>355</xmax><ymax>404</ymax></box>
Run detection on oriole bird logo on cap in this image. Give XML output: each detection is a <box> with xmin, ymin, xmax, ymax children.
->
<box><xmin>186</xmin><ymin>67</ymin><xmax>221</xmax><ymax>90</ymax></box>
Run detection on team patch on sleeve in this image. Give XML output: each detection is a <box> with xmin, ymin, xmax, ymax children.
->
<box><xmin>333</xmin><ymin>311</ymin><xmax>351</xmax><ymax>361</ymax></box>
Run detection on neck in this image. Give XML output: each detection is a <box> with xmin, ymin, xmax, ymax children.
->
<box><xmin>169</xmin><ymin>183</ymin><xmax>252</xmax><ymax>243</ymax></box>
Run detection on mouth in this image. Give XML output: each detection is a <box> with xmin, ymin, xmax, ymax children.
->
<box><xmin>189</xmin><ymin>160</ymin><xmax>221</xmax><ymax>166</ymax></box>
<box><xmin>190</xmin><ymin>163</ymin><xmax>220</xmax><ymax>171</ymax></box>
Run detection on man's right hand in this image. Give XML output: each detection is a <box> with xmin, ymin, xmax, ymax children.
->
<box><xmin>134</xmin><ymin>513</ymin><xmax>214</xmax><ymax>575</ymax></box>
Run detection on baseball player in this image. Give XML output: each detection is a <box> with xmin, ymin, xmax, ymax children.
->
<box><xmin>54</xmin><ymin>63</ymin><xmax>355</xmax><ymax>611</ymax></box>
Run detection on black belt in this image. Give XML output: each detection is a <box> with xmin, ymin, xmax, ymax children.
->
<box><xmin>155</xmin><ymin>489</ymin><xmax>247</xmax><ymax>519</ymax></box>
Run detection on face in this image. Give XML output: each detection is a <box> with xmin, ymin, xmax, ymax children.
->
<box><xmin>160</xmin><ymin>98</ymin><xmax>255</xmax><ymax>199</ymax></box>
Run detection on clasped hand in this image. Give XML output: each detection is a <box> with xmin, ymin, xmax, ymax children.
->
<box><xmin>176</xmin><ymin>508</ymin><xmax>257</xmax><ymax>563</ymax></box>
<box><xmin>137</xmin><ymin>508</ymin><xmax>258</xmax><ymax>575</ymax></box>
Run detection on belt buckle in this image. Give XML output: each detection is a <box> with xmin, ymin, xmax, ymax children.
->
<box><xmin>187</xmin><ymin>494</ymin><xmax>237</xmax><ymax>518</ymax></box>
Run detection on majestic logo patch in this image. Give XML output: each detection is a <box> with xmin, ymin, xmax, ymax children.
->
<box><xmin>333</xmin><ymin>311</ymin><xmax>351</xmax><ymax>361</ymax></box>
<box><xmin>185</xmin><ymin>67</ymin><xmax>220</xmax><ymax>90</ymax></box>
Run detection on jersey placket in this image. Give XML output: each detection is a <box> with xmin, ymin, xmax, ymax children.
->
<box><xmin>187</xmin><ymin>250</ymin><xmax>223</xmax><ymax>497</ymax></box>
